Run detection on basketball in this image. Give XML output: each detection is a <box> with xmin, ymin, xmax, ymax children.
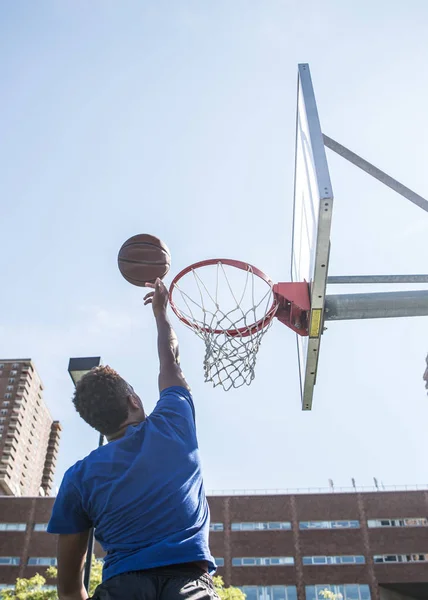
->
<box><xmin>118</xmin><ymin>234</ymin><xmax>171</xmax><ymax>286</ymax></box>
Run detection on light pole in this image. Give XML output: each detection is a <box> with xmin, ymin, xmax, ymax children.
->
<box><xmin>68</xmin><ymin>356</ymin><xmax>103</xmax><ymax>592</ymax></box>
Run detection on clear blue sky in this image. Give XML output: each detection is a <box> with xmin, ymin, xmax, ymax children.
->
<box><xmin>1</xmin><ymin>1</ymin><xmax>428</xmax><ymax>493</ymax></box>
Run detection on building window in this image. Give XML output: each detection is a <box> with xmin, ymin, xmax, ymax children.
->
<box><xmin>368</xmin><ymin>518</ymin><xmax>428</xmax><ymax>528</ymax></box>
<box><xmin>3</xmin><ymin>402</ymin><xmax>10</xmax><ymax>406</ymax></box>
<box><xmin>0</xmin><ymin>524</ymin><xmax>26</xmax><ymax>532</ymax></box>
<box><xmin>303</xmin><ymin>556</ymin><xmax>365</xmax><ymax>565</ymax></box>
<box><xmin>374</xmin><ymin>554</ymin><xmax>428</xmax><ymax>564</ymax></box>
<box><xmin>33</xmin><ymin>523</ymin><xmax>49</xmax><ymax>532</ymax></box>
<box><xmin>240</xmin><ymin>586</ymin><xmax>297</xmax><ymax>600</ymax></box>
<box><xmin>10</xmin><ymin>371</ymin><xmax>17</xmax><ymax>376</ymax></box>
<box><xmin>28</xmin><ymin>557</ymin><xmax>57</xmax><ymax>566</ymax></box>
<box><xmin>210</xmin><ymin>523</ymin><xmax>224</xmax><ymax>532</ymax></box>
<box><xmin>306</xmin><ymin>584</ymin><xmax>370</xmax><ymax>600</ymax></box>
<box><xmin>299</xmin><ymin>520</ymin><xmax>360</xmax><ymax>530</ymax></box>
<box><xmin>0</xmin><ymin>410</ymin><xmax>7</xmax><ymax>416</ymax></box>
<box><xmin>0</xmin><ymin>364</ymin><xmax>4</xmax><ymax>369</ymax></box>
<box><xmin>4</xmin><ymin>395</ymin><xmax>11</xmax><ymax>400</ymax></box>
<box><xmin>6</xmin><ymin>386</ymin><xmax>13</xmax><ymax>392</ymax></box>
<box><xmin>232</xmin><ymin>557</ymin><xmax>294</xmax><ymax>567</ymax></box>
<box><xmin>0</xmin><ymin>557</ymin><xmax>20</xmax><ymax>566</ymax></box>
<box><xmin>232</xmin><ymin>522</ymin><xmax>291</xmax><ymax>531</ymax></box>
<box><xmin>215</xmin><ymin>558</ymin><xmax>224</xmax><ymax>567</ymax></box>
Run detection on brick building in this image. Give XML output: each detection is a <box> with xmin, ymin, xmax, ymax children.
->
<box><xmin>0</xmin><ymin>359</ymin><xmax>61</xmax><ymax>497</ymax></box>
<box><xmin>0</xmin><ymin>490</ymin><xmax>427</xmax><ymax>599</ymax></box>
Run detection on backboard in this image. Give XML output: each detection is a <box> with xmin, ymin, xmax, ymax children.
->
<box><xmin>291</xmin><ymin>64</ymin><xmax>334</xmax><ymax>410</ymax></box>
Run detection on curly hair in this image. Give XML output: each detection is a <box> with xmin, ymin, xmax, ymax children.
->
<box><xmin>72</xmin><ymin>366</ymin><xmax>131</xmax><ymax>435</ymax></box>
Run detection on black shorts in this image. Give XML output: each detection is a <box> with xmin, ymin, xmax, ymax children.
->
<box><xmin>89</xmin><ymin>564</ymin><xmax>220</xmax><ymax>600</ymax></box>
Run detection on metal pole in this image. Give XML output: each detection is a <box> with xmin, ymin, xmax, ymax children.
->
<box><xmin>324</xmin><ymin>290</ymin><xmax>428</xmax><ymax>321</ymax></box>
<box><xmin>327</xmin><ymin>275</ymin><xmax>428</xmax><ymax>285</ymax></box>
<box><xmin>323</xmin><ymin>134</ymin><xmax>428</xmax><ymax>214</ymax></box>
<box><xmin>83</xmin><ymin>432</ymin><xmax>104</xmax><ymax>592</ymax></box>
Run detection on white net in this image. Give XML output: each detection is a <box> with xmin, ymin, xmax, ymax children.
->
<box><xmin>170</xmin><ymin>261</ymin><xmax>278</xmax><ymax>390</ymax></box>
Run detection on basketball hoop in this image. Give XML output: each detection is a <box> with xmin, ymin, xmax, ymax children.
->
<box><xmin>169</xmin><ymin>259</ymin><xmax>278</xmax><ymax>390</ymax></box>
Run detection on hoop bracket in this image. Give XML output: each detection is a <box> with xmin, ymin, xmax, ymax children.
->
<box><xmin>273</xmin><ymin>282</ymin><xmax>310</xmax><ymax>336</ymax></box>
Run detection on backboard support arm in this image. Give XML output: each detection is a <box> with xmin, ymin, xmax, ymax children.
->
<box><xmin>324</xmin><ymin>290</ymin><xmax>428</xmax><ymax>321</ymax></box>
<box><xmin>327</xmin><ymin>275</ymin><xmax>428</xmax><ymax>284</ymax></box>
<box><xmin>323</xmin><ymin>134</ymin><xmax>428</xmax><ymax>213</ymax></box>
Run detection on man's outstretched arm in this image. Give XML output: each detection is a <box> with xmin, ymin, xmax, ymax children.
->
<box><xmin>57</xmin><ymin>531</ymin><xmax>89</xmax><ymax>600</ymax></box>
<box><xmin>144</xmin><ymin>279</ymin><xmax>190</xmax><ymax>392</ymax></box>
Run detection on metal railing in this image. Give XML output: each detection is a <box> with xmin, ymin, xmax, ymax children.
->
<box><xmin>207</xmin><ymin>484</ymin><xmax>428</xmax><ymax>496</ymax></box>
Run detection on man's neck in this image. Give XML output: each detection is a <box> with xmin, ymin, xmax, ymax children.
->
<box><xmin>106</xmin><ymin>418</ymin><xmax>145</xmax><ymax>442</ymax></box>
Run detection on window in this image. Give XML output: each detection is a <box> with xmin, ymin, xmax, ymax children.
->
<box><xmin>9</xmin><ymin>379</ymin><xmax>15</xmax><ymax>384</ymax></box>
<box><xmin>0</xmin><ymin>523</ymin><xmax>26</xmax><ymax>532</ymax></box>
<box><xmin>300</xmin><ymin>520</ymin><xmax>360</xmax><ymax>530</ymax></box>
<box><xmin>3</xmin><ymin>402</ymin><xmax>10</xmax><ymax>406</ymax></box>
<box><xmin>34</xmin><ymin>523</ymin><xmax>48</xmax><ymax>532</ymax></box>
<box><xmin>368</xmin><ymin>518</ymin><xmax>428</xmax><ymax>528</ymax></box>
<box><xmin>303</xmin><ymin>555</ymin><xmax>365</xmax><ymax>566</ymax></box>
<box><xmin>215</xmin><ymin>558</ymin><xmax>224</xmax><ymax>567</ymax></box>
<box><xmin>10</xmin><ymin>371</ymin><xmax>17</xmax><ymax>375</ymax></box>
<box><xmin>210</xmin><ymin>523</ymin><xmax>224</xmax><ymax>532</ymax></box>
<box><xmin>6</xmin><ymin>386</ymin><xmax>13</xmax><ymax>392</ymax></box>
<box><xmin>0</xmin><ymin>364</ymin><xmax>4</xmax><ymax>369</ymax></box>
<box><xmin>0</xmin><ymin>557</ymin><xmax>20</xmax><ymax>566</ymax></box>
<box><xmin>374</xmin><ymin>554</ymin><xmax>428</xmax><ymax>564</ymax></box>
<box><xmin>0</xmin><ymin>410</ymin><xmax>7</xmax><ymax>415</ymax></box>
<box><xmin>240</xmin><ymin>586</ymin><xmax>297</xmax><ymax>600</ymax></box>
<box><xmin>232</xmin><ymin>522</ymin><xmax>291</xmax><ymax>531</ymax></box>
<box><xmin>4</xmin><ymin>395</ymin><xmax>11</xmax><ymax>400</ymax></box>
<box><xmin>305</xmin><ymin>584</ymin><xmax>371</xmax><ymax>600</ymax></box>
<box><xmin>28</xmin><ymin>557</ymin><xmax>57</xmax><ymax>566</ymax></box>
<box><xmin>232</xmin><ymin>557</ymin><xmax>294</xmax><ymax>567</ymax></box>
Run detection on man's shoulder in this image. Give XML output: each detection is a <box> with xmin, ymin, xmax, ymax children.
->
<box><xmin>153</xmin><ymin>386</ymin><xmax>195</xmax><ymax>416</ymax></box>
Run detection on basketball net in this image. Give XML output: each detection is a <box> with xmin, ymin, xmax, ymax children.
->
<box><xmin>170</xmin><ymin>261</ymin><xmax>278</xmax><ymax>390</ymax></box>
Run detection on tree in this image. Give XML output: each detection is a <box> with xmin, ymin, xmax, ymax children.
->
<box><xmin>319</xmin><ymin>590</ymin><xmax>343</xmax><ymax>600</ymax></box>
<box><xmin>213</xmin><ymin>577</ymin><xmax>246</xmax><ymax>600</ymax></box>
<box><xmin>0</xmin><ymin>559</ymin><xmax>102</xmax><ymax>600</ymax></box>
<box><xmin>0</xmin><ymin>567</ymin><xmax>57</xmax><ymax>600</ymax></box>
<box><xmin>1</xmin><ymin>565</ymin><xmax>244</xmax><ymax>600</ymax></box>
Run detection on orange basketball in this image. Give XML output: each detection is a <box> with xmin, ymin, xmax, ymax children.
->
<box><xmin>118</xmin><ymin>234</ymin><xmax>171</xmax><ymax>286</ymax></box>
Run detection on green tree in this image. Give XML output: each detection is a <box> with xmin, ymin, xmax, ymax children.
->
<box><xmin>0</xmin><ymin>568</ymin><xmax>57</xmax><ymax>600</ymax></box>
<box><xmin>319</xmin><ymin>590</ymin><xmax>343</xmax><ymax>600</ymax></box>
<box><xmin>0</xmin><ymin>559</ymin><xmax>102</xmax><ymax>600</ymax></box>
<box><xmin>213</xmin><ymin>576</ymin><xmax>246</xmax><ymax>600</ymax></box>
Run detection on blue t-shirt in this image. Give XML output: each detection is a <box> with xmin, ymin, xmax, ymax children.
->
<box><xmin>48</xmin><ymin>386</ymin><xmax>215</xmax><ymax>581</ymax></box>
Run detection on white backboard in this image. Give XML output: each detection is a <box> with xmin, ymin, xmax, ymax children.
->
<box><xmin>291</xmin><ymin>64</ymin><xmax>334</xmax><ymax>410</ymax></box>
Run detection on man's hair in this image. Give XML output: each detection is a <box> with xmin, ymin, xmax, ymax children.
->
<box><xmin>72</xmin><ymin>366</ymin><xmax>131</xmax><ymax>435</ymax></box>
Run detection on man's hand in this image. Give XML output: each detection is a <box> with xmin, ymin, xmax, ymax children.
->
<box><xmin>144</xmin><ymin>278</ymin><xmax>169</xmax><ymax>317</ymax></box>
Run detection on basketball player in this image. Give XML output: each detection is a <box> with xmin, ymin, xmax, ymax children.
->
<box><xmin>48</xmin><ymin>279</ymin><xmax>217</xmax><ymax>600</ymax></box>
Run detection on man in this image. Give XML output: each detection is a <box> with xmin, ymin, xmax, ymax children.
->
<box><xmin>48</xmin><ymin>279</ymin><xmax>217</xmax><ymax>600</ymax></box>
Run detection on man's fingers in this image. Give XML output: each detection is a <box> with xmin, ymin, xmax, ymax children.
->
<box><xmin>143</xmin><ymin>291</ymin><xmax>155</xmax><ymax>301</ymax></box>
<box><xmin>144</xmin><ymin>298</ymin><xmax>153</xmax><ymax>306</ymax></box>
<box><xmin>144</xmin><ymin>282</ymin><xmax>156</xmax><ymax>289</ymax></box>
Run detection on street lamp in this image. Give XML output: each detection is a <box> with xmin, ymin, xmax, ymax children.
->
<box><xmin>68</xmin><ymin>356</ymin><xmax>102</xmax><ymax>386</ymax></box>
<box><xmin>67</xmin><ymin>356</ymin><xmax>103</xmax><ymax>592</ymax></box>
